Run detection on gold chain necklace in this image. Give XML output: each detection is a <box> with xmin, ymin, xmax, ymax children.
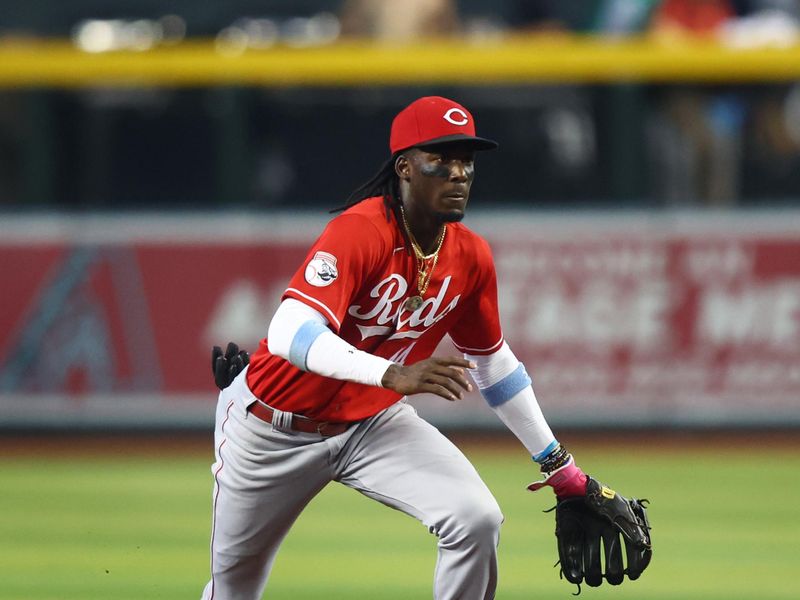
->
<box><xmin>399</xmin><ymin>204</ymin><xmax>446</xmax><ymax>311</ymax></box>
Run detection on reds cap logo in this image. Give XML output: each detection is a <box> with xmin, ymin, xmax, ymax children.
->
<box><xmin>443</xmin><ymin>108</ymin><xmax>469</xmax><ymax>126</ymax></box>
<box><xmin>389</xmin><ymin>96</ymin><xmax>498</xmax><ymax>154</ymax></box>
<box><xmin>304</xmin><ymin>251</ymin><xmax>338</xmax><ymax>287</ymax></box>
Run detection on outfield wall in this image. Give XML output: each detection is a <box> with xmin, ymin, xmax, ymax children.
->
<box><xmin>1</xmin><ymin>210</ymin><xmax>799</xmax><ymax>429</ymax></box>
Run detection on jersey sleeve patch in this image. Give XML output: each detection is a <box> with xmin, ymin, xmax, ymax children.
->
<box><xmin>304</xmin><ymin>251</ymin><xmax>339</xmax><ymax>287</ymax></box>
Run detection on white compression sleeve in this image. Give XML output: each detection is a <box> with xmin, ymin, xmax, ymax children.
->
<box><xmin>267</xmin><ymin>298</ymin><xmax>392</xmax><ymax>387</ymax></box>
<box><xmin>305</xmin><ymin>331</ymin><xmax>392</xmax><ymax>387</ymax></box>
<box><xmin>466</xmin><ymin>342</ymin><xmax>556</xmax><ymax>458</ymax></box>
<box><xmin>267</xmin><ymin>298</ymin><xmax>327</xmax><ymax>358</ymax></box>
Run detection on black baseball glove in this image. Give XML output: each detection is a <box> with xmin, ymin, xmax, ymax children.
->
<box><xmin>211</xmin><ymin>342</ymin><xmax>250</xmax><ymax>390</ymax></box>
<box><xmin>554</xmin><ymin>477</ymin><xmax>652</xmax><ymax>591</ymax></box>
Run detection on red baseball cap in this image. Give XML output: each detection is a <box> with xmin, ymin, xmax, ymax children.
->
<box><xmin>389</xmin><ymin>96</ymin><xmax>499</xmax><ymax>154</ymax></box>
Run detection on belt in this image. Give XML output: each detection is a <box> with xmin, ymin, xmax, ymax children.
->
<box><xmin>247</xmin><ymin>401</ymin><xmax>352</xmax><ymax>437</ymax></box>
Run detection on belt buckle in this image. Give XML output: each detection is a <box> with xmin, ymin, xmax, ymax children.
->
<box><xmin>315</xmin><ymin>421</ymin><xmax>332</xmax><ymax>436</ymax></box>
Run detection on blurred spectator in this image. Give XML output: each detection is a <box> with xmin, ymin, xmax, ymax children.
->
<box><xmin>0</xmin><ymin>0</ymin><xmax>799</xmax><ymax>209</ymax></box>
<box><xmin>646</xmin><ymin>0</ymin><xmax>800</xmax><ymax>206</ymax></box>
<box><xmin>507</xmin><ymin>0</ymin><xmax>659</xmax><ymax>34</ymax></box>
<box><xmin>650</xmin><ymin>0</ymin><xmax>735</xmax><ymax>38</ymax></box>
<box><xmin>722</xmin><ymin>0</ymin><xmax>800</xmax><ymax>46</ymax></box>
<box><xmin>502</xmin><ymin>0</ymin><xmax>800</xmax><ymax>207</ymax></box>
<box><xmin>506</xmin><ymin>0</ymin><xmax>599</xmax><ymax>33</ymax></box>
<box><xmin>647</xmin><ymin>88</ymin><xmax>746</xmax><ymax>206</ymax></box>
<box><xmin>339</xmin><ymin>0</ymin><xmax>460</xmax><ymax>40</ymax></box>
<box><xmin>646</xmin><ymin>0</ymin><xmax>743</xmax><ymax>206</ymax></box>
<box><xmin>744</xmin><ymin>83</ymin><xmax>800</xmax><ymax>199</ymax></box>
<box><xmin>497</xmin><ymin>2</ymin><xmax>662</xmax><ymax>205</ymax></box>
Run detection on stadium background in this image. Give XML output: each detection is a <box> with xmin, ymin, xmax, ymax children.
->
<box><xmin>1</xmin><ymin>1</ymin><xmax>799</xmax><ymax>598</ymax></box>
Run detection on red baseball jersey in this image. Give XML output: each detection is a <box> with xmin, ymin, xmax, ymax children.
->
<box><xmin>246</xmin><ymin>196</ymin><xmax>503</xmax><ymax>422</ymax></box>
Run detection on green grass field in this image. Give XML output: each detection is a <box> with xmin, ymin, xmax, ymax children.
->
<box><xmin>1</xmin><ymin>433</ymin><xmax>798</xmax><ymax>600</ymax></box>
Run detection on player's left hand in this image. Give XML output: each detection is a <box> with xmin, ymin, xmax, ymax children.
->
<box><xmin>529</xmin><ymin>463</ymin><xmax>652</xmax><ymax>590</ymax></box>
<box><xmin>211</xmin><ymin>342</ymin><xmax>250</xmax><ymax>390</ymax></box>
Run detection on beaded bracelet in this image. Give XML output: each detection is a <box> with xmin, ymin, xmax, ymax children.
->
<box><xmin>538</xmin><ymin>443</ymin><xmax>571</xmax><ymax>474</ymax></box>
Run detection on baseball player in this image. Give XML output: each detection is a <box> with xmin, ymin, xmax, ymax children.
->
<box><xmin>203</xmin><ymin>96</ymin><xmax>651</xmax><ymax>600</ymax></box>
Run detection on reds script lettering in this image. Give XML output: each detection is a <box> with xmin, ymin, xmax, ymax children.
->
<box><xmin>349</xmin><ymin>274</ymin><xmax>461</xmax><ymax>341</ymax></box>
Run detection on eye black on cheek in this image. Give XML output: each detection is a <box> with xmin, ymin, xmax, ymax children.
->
<box><xmin>419</xmin><ymin>162</ymin><xmax>451</xmax><ymax>178</ymax></box>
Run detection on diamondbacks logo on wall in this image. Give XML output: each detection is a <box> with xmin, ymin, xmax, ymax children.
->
<box><xmin>304</xmin><ymin>251</ymin><xmax>338</xmax><ymax>287</ymax></box>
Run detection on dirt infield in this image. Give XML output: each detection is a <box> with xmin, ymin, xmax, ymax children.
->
<box><xmin>1</xmin><ymin>428</ymin><xmax>798</xmax><ymax>458</ymax></box>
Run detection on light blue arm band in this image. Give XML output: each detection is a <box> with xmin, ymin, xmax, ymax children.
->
<box><xmin>532</xmin><ymin>440</ymin><xmax>559</xmax><ymax>463</ymax></box>
<box><xmin>288</xmin><ymin>320</ymin><xmax>329</xmax><ymax>371</ymax></box>
<box><xmin>480</xmin><ymin>363</ymin><xmax>532</xmax><ymax>408</ymax></box>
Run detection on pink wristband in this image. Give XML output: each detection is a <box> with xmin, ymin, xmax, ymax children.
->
<box><xmin>527</xmin><ymin>457</ymin><xmax>588</xmax><ymax>498</ymax></box>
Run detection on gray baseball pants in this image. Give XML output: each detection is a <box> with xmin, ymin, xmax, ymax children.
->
<box><xmin>201</xmin><ymin>370</ymin><xmax>503</xmax><ymax>599</ymax></box>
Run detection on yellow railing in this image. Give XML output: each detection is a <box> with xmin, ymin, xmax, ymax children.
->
<box><xmin>2</xmin><ymin>36</ymin><xmax>800</xmax><ymax>87</ymax></box>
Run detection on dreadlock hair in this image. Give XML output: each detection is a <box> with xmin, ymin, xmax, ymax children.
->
<box><xmin>330</xmin><ymin>154</ymin><xmax>401</xmax><ymax>220</ymax></box>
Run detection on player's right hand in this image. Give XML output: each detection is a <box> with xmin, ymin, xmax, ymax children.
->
<box><xmin>381</xmin><ymin>357</ymin><xmax>475</xmax><ymax>401</ymax></box>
